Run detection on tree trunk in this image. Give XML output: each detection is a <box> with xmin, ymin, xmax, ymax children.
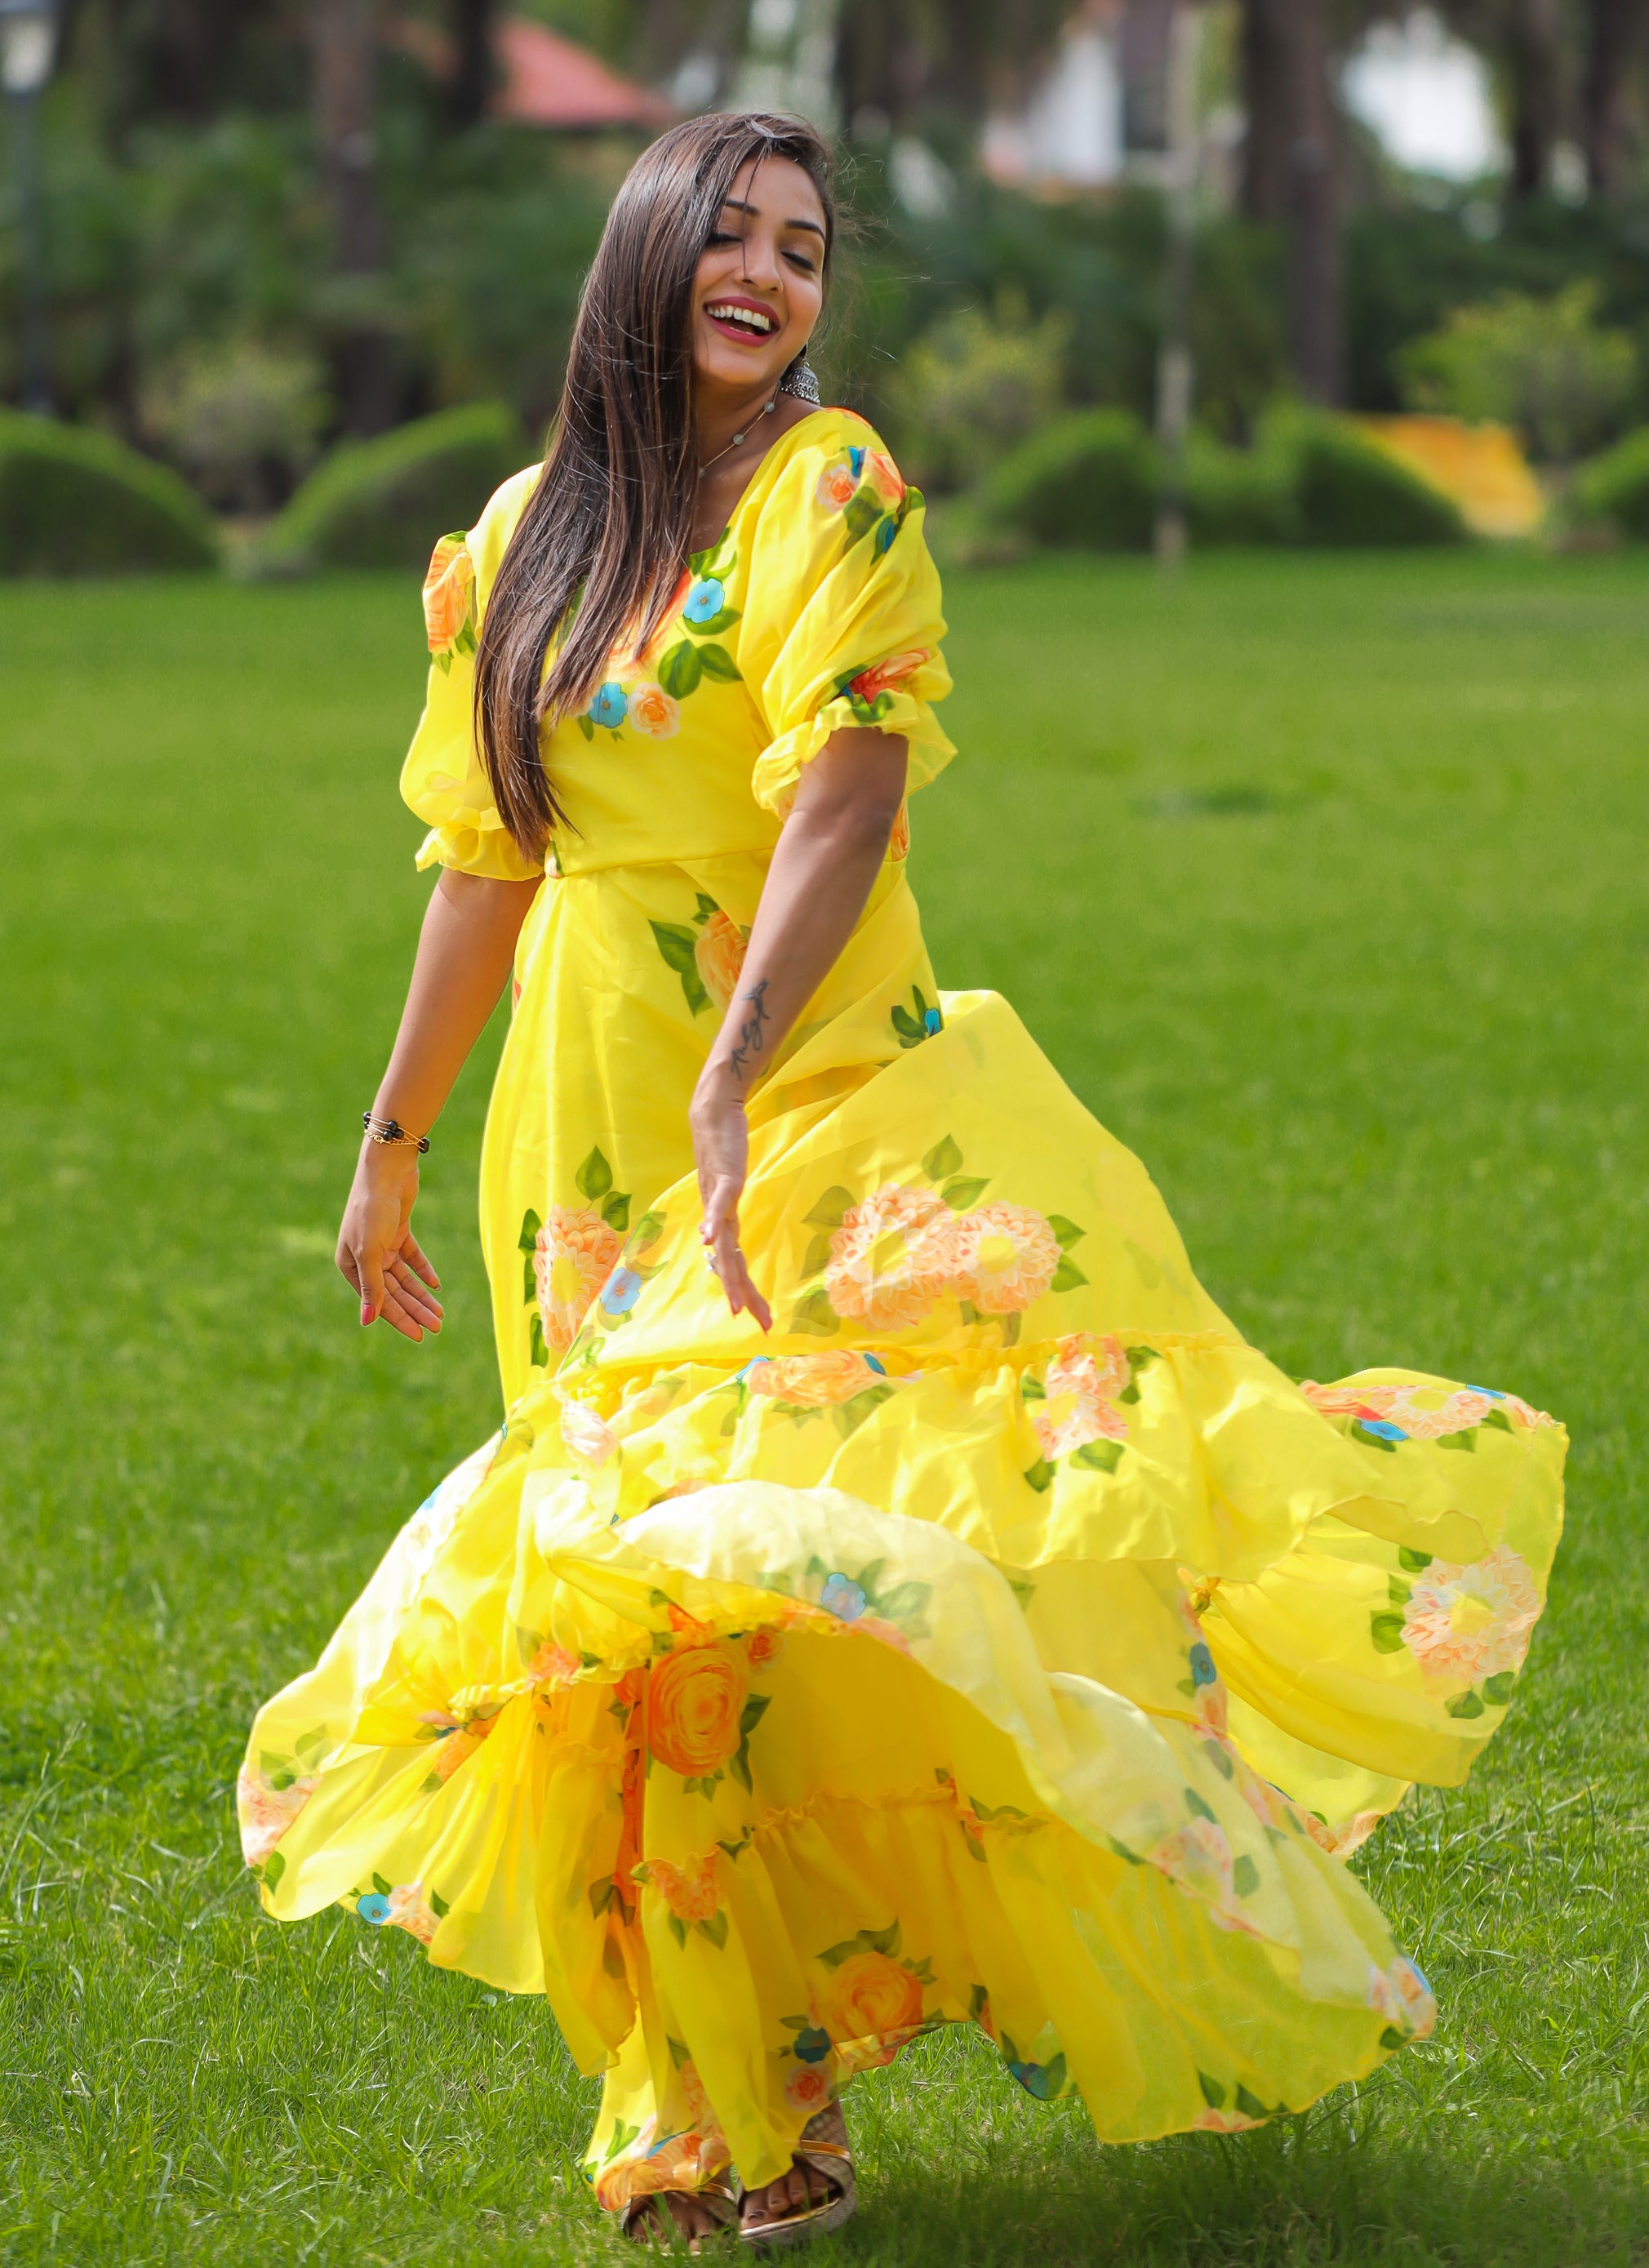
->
<box><xmin>446</xmin><ymin>0</ymin><xmax>497</xmax><ymax>130</ymax></box>
<box><xmin>1503</xmin><ymin>0</ymin><xmax>1566</xmax><ymax>198</ymax></box>
<box><xmin>311</xmin><ymin>0</ymin><xmax>395</xmax><ymax>434</ymax></box>
<box><xmin>1239</xmin><ymin>0</ymin><xmax>1292</xmax><ymax>220</ymax></box>
<box><xmin>1241</xmin><ymin>0</ymin><xmax>1341</xmax><ymax>402</ymax></box>
<box><xmin>1583</xmin><ymin>0</ymin><xmax>1648</xmax><ymax>197</ymax></box>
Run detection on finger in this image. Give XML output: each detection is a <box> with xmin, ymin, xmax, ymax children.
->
<box><xmin>355</xmin><ymin>1247</ymin><xmax>386</xmax><ymax>1325</ymax></box>
<box><xmin>336</xmin><ymin>1244</ymin><xmax>362</xmax><ymax>1293</ymax></box>
<box><xmin>386</xmin><ymin>1256</ymin><xmax>443</xmax><ymax>1327</ymax></box>
<box><xmin>376</xmin><ymin>1284</ymin><xmax>427</xmax><ymax>1342</ymax></box>
<box><xmin>727</xmin><ymin>1246</ymin><xmax>771</xmax><ymax>1333</ymax></box>
<box><xmin>400</xmin><ymin>1231</ymin><xmax>440</xmax><ymax>1291</ymax></box>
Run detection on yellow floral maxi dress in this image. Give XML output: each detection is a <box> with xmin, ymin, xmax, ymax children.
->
<box><xmin>242</xmin><ymin>408</ymin><xmax>1566</xmax><ymax>2209</ymax></box>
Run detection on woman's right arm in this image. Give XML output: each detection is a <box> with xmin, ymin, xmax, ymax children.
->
<box><xmin>336</xmin><ymin>868</ymin><xmax>541</xmax><ymax>1341</ymax></box>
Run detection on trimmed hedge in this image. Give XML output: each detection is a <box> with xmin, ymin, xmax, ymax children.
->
<box><xmin>0</xmin><ymin>411</ymin><xmax>218</xmax><ymax>576</ymax></box>
<box><xmin>978</xmin><ymin>410</ymin><xmax>1157</xmax><ymax>551</ymax></box>
<box><xmin>1575</xmin><ymin>427</ymin><xmax>1649</xmax><ymax>538</ymax></box>
<box><xmin>1184</xmin><ymin>431</ymin><xmax>1296</xmax><ymax>545</ymax></box>
<box><xmin>1273</xmin><ymin>409</ymin><xmax>1465</xmax><ymax>547</ymax></box>
<box><xmin>256</xmin><ymin>402</ymin><xmax>529</xmax><ymax>574</ymax></box>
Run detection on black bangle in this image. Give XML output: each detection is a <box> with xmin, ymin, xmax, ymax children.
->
<box><xmin>362</xmin><ymin>1112</ymin><xmax>430</xmax><ymax>1154</ymax></box>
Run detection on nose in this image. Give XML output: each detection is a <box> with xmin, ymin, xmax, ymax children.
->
<box><xmin>736</xmin><ymin>228</ymin><xmax>784</xmax><ymax>295</ymax></box>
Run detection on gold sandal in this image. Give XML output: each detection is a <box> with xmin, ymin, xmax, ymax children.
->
<box><xmin>621</xmin><ymin>2173</ymin><xmax>740</xmax><ymax>2250</ymax></box>
<box><xmin>738</xmin><ymin>2102</ymin><xmax>856</xmax><ymax>2249</ymax></box>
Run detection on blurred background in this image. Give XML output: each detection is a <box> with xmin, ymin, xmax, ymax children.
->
<box><xmin>6</xmin><ymin>0</ymin><xmax>1649</xmax><ymax>568</ymax></box>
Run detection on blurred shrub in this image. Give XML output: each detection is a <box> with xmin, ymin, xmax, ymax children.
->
<box><xmin>1184</xmin><ymin>429</ymin><xmax>1296</xmax><ymax>544</ymax></box>
<box><xmin>1396</xmin><ymin>282</ymin><xmax>1636</xmax><ymax>462</ymax></box>
<box><xmin>142</xmin><ymin>338</ymin><xmax>331</xmax><ymax>512</ymax></box>
<box><xmin>976</xmin><ymin>410</ymin><xmax>1156</xmax><ymax>549</ymax></box>
<box><xmin>883</xmin><ymin>300</ymin><xmax>1069</xmax><ymax>491</ymax></box>
<box><xmin>254</xmin><ymin>401</ymin><xmax>527</xmax><ymax>574</ymax></box>
<box><xmin>1272</xmin><ymin>409</ymin><xmax>1465</xmax><ymax>546</ymax></box>
<box><xmin>0</xmin><ymin>411</ymin><xmax>218</xmax><ymax>574</ymax></box>
<box><xmin>1574</xmin><ymin>426</ymin><xmax>1649</xmax><ymax>536</ymax></box>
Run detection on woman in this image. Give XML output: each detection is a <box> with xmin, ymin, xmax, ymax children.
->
<box><xmin>241</xmin><ymin>113</ymin><xmax>1565</xmax><ymax>2248</ymax></box>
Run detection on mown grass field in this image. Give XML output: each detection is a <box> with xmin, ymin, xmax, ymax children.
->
<box><xmin>2</xmin><ymin>549</ymin><xmax>1647</xmax><ymax>2266</ymax></box>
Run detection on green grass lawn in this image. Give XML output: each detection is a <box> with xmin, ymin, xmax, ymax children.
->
<box><xmin>2</xmin><ymin>549</ymin><xmax>1646</xmax><ymax>2266</ymax></box>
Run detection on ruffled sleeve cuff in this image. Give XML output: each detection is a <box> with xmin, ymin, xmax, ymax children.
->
<box><xmin>751</xmin><ymin>674</ymin><xmax>956</xmax><ymax>817</ymax></box>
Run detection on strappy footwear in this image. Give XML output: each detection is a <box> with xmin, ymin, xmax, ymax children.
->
<box><xmin>738</xmin><ymin>2101</ymin><xmax>856</xmax><ymax>2248</ymax></box>
<box><xmin>621</xmin><ymin>2173</ymin><xmax>740</xmax><ymax>2251</ymax></box>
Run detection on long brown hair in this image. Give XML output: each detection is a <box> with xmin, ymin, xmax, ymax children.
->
<box><xmin>474</xmin><ymin>110</ymin><xmax>838</xmax><ymax>856</ymax></box>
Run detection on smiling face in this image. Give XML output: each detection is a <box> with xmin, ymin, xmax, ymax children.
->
<box><xmin>689</xmin><ymin>153</ymin><xmax>827</xmax><ymax>404</ymax></box>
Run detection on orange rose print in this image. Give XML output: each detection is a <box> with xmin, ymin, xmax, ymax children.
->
<box><xmin>949</xmin><ymin>1203</ymin><xmax>1060</xmax><ymax>1314</ymax></box>
<box><xmin>647</xmin><ymin>1643</ymin><xmax>748</xmax><ymax>1777</ymax></box>
<box><xmin>694</xmin><ymin>910</ymin><xmax>747</xmax><ymax>1012</ymax></box>
<box><xmin>422</xmin><ymin>533</ymin><xmax>475</xmax><ymax>665</ymax></box>
<box><xmin>823</xmin><ymin>1950</ymin><xmax>924</xmax><ymax>2061</ymax></box>
<box><xmin>889</xmin><ymin>802</ymin><xmax>910</xmax><ymax>861</ymax></box>
<box><xmin>534</xmin><ymin>1206</ymin><xmax>623</xmax><ymax>1357</ymax></box>
<box><xmin>784</xmin><ymin>2065</ymin><xmax>833</xmax><ymax>2113</ymax></box>
<box><xmin>745</xmin><ymin>1627</ymin><xmax>785</xmax><ymax>1670</ymax></box>
<box><xmin>628</xmin><ymin>680</ymin><xmax>681</xmax><ymax>739</ymax></box>
<box><xmin>745</xmin><ymin>1350</ymin><xmax>887</xmax><ymax>1407</ymax></box>
<box><xmin>846</xmin><ymin>649</ymin><xmax>929</xmax><ymax>706</ymax></box>
<box><xmin>825</xmin><ymin>1184</ymin><xmax>954</xmax><ymax>1332</ymax></box>
<box><xmin>815</xmin><ymin>460</ymin><xmax>859</xmax><ymax>511</ymax></box>
<box><xmin>1033</xmin><ymin>1335</ymin><xmax>1130</xmax><ymax>1461</ymax></box>
<box><xmin>864</xmin><ymin>447</ymin><xmax>906</xmax><ymax>501</ymax></box>
<box><xmin>646</xmin><ymin>1850</ymin><xmax>721</xmax><ymax>1923</ymax></box>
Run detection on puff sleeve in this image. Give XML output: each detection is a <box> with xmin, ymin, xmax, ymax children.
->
<box><xmin>398</xmin><ymin>465</ymin><xmax>546</xmax><ymax>881</ymax></box>
<box><xmin>741</xmin><ymin>423</ymin><xmax>954</xmax><ymax>816</ymax></box>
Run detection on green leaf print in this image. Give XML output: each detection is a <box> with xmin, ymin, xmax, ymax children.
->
<box><xmin>1023</xmin><ymin>1458</ymin><xmax>1056</xmax><ymax>1494</ymax></box>
<box><xmin>789</xmin><ymin>1288</ymin><xmax>839</xmax><ymax>1336</ymax></box>
<box><xmin>923</xmin><ymin>1134</ymin><xmax>963</xmax><ymax>1181</ymax></box>
<box><xmin>576</xmin><ymin>1147</ymin><xmax>612</xmax><ymax>1201</ymax></box>
<box><xmin>522</xmin><ymin>1248</ymin><xmax>536</xmax><ymax>1303</ymax></box>
<box><xmin>1235</xmin><ymin>2085</ymin><xmax>1270</xmax><ymax>2121</ymax></box>
<box><xmin>1482</xmin><ymin>1670</ymin><xmax>1517</xmax><ymax>1705</ymax></box>
<box><xmin>696</xmin><ymin>1910</ymin><xmax>730</xmax><ymax>1949</ymax></box>
<box><xmin>1398</xmin><ymin>1545</ymin><xmax>1433</xmax><ymax>1572</ymax></box>
<box><xmin>1231</xmin><ymin>1854</ymin><xmax>1260</xmax><ymax>1897</ymax></box>
<box><xmin>696</xmin><ymin>643</ymin><xmax>741</xmax><ymax>683</ymax></box>
<box><xmin>1071</xmin><ymin>1438</ymin><xmax>1124</xmax><ymax>1475</ymax></box>
<box><xmin>602</xmin><ymin>1190</ymin><xmax>631</xmax><ymax>1231</ymax></box>
<box><xmin>628</xmin><ymin>1210</ymin><xmax>667</xmax><ymax>1256</ymax></box>
<box><xmin>260</xmin><ymin>1849</ymin><xmax>285</xmax><ymax>1889</ymax></box>
<box><xmin>842</xmin><ymin>489</ymin><xmax>885</xmax><ymax>548</ymax></box>
<box><xmin>1198</xmin><ymin>2072</ymin><xmax>1226</xmax><ymax>2108</ymax></box>
<box><xmin>684</xmin><ymin>604</ymin><xmax>740</xmax><ymax>638</ymax></box>
<box><xmin>818</xmin><ymin>1921</ymin><xmax>902</xmax><ymax>1968</ymax></box>
<box><xmin>1483</xmin><ymin>1407</ymin><xmax>1513</xmax><ymax>1433</ymax></box>
<box><xmin>1445</xmin><ymin>1687</ymin><xmax>1487</xmax><ymax>1719</ymax></box>
<box><xmin>833</xmin><ymin>1383</ymin><xmax>898</xmax><ymax>1438</ymax></box>
<box><xmin>1370</xmin><ymin>1609</ymin><xmax>1407</xmax><ymax>1652</ymax></box>
<box><xmin>801</xmin><ymin>1230</ymin><xmax>834</xmax><ymax>1279</ymax></box>
<box><xmin>429</xmin><ymin>1888</ymin><xmax>449</xmax><ymax>1919</ymax></box>
<box><xmin>658</xmin><ymin>642</ymin><xmax>702</xmax><ymax>698</ymax></box>
<box><xmin>529</xmin><ymin>1313</ymin><xmax>550</xmax><ymax>1368</ymax></box>
<box><xmin>941</xmin><ymin>1176</ymin><xmax>989</xmax><ymax>1210</ymax></box>
<box><xmin>806</xmin><ymin>1186</ymin><xmax>855</xmax><ymax>1228</ymax></box>
<box><xmin>691</xmin><ymin>537</ymin><xmax>736</xmax><ymax>580</ymax></box>
<box><xmin>1047</xmin><ymin>1216</ymin><xmax>1086</xmax><ymax>1250</ymax></box>
<box><xmin>518</xmin><ymin>1207</ymin><xmax>542</xmax><ymax>1254</ymax></box>
<box><xmin>650</xmin><ymin>920</ymin><xmax>712</xmax><ymax>1015</ymax></box>
<box><xmin>1050</xmin><ymin>1254</ymin><xmax>1089</xmax><ymax>1293</ymax></box>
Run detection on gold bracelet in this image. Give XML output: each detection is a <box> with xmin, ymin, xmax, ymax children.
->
<box><xmin>362</xmin><ymin>1112</ymin><xmax>430</xmax><ymax>1154</ymax></box>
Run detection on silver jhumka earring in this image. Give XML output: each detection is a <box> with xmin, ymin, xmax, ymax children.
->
<box><xmin>779</xmin><ymin>351</ymin><xmax>821</xmax><ymax>404</ymax></box>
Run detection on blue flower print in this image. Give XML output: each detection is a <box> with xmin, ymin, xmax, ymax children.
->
<box><xmin>864</xmin><ymin>1353</ymin><xmax>887</xmax><ymax>1376</ymax></box>
<box><xmin>1009</xmin><ymin>2060</ymin><xmax>1059</xmax><ymax>2100</ymax></box>
<box><xmin>1359</xmin><ymin>1417</ymin><xmax>1408</xmax><ymax>1443</ymax></box>
<box><xmin>922</xmin><ymin>1007</ymin><xmax>941</xmax><ymax>1034</ymax></box>
<box><xmin>600</xmin><ymin>1267</ymin><xmax>643</xmax><ymax>1316</ymax></box>
<box><xmin>874</xmin><ymin>513</ymin><xmax>899</xmax><ymax>556</ymax></box>
<box><xmin>820</xmin><ymin>1572</ymin><xmax>866</xmax><ymax>1621</ymax></box>
<box><xmin>793</xmin><ymin>2025</ymin><xmax>833</xmax><ymax>2063</ymax></box>
<box><xmin>589</xmin><ymin>682</ymin><xmax>628</xmax><ymax>729</ymax></box>
<box><xmin>357</xmin><ymin>1892</ymin><xmax>391</xmax><ymax>1924</ymax></box>
<box><xmin>1189</xmin><ymin>1642</ymin><xmax>1217</xmax><ymax>1688</ymax></box>
<box><xmin>847</xmin><ymin>445</ymin><xmax>865</xmax><ymax>478</ymax></box>
<box><xmin>682</xmin><ymin>577</ymin><xmax>725</xmax><ymax>625</ymax></box>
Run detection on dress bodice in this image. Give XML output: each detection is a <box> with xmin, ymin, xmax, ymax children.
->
<box><xmin>402</xmin><ymin>408</ymin><xmax>953</xmax><ymax>880</ymax></box>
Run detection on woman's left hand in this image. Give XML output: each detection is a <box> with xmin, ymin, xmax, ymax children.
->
<box><xmin>689</xmin><ymin>1064</ymin><xmax>772</xmax><ymax>1332</ymax></box>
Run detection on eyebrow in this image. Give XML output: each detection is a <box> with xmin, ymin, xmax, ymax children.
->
<box><xmin>721</xmin><ymin>197</ymin><xmax>826</xmax><ymax>239</ymax></box>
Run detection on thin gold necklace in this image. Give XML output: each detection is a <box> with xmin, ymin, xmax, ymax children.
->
<box><xmin>697</xmin><ymin>394</ymin><xmax>776</xmax><ymax>481</ymax></box>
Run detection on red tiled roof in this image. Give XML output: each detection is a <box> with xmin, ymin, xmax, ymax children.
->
<box><xmin>492</xmin><ymin>17</ymin><xmax>676</xmax><ymax>129</ymax></box>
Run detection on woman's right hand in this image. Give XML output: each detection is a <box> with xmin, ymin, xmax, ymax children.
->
<box><xmin>336</xmin><ymin>1141</ymin><xmax>444</xmax><ymax>1341</ymax></box>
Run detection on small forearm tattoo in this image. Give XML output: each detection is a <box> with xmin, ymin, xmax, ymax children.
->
<box><xmin>727</xmin><ymin>978</ymin><xmax>771</xmax><ymax>1084</ymax></box>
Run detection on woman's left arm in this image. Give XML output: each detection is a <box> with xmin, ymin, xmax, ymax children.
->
<box><xmin>691</xmin><ymin>727</ymin><xmax>909</xmax><ymax>1330</ymax></box>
